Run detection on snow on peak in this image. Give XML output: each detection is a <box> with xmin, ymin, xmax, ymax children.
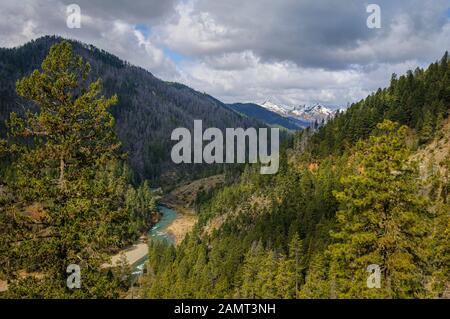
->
<box><xmin>259</xmin><ymin>100</ymin><xmax>336</xmax><ymax>123</ymax></box>
<box><xmin>260</xmin><ymin>100</ymin><xmax>290</xmax><ymax>115</ymax></box>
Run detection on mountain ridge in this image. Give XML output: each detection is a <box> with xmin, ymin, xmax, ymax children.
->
<box><xmin>227</xmin><ymin>102</ymin><xmax>309</xmax><ymax>130</ymax></box>
<box><xmin>0</xmin><ymin>36</ymin><xmax>264</xmax><ymax>185</ymax></box>
<box><xmin>259</xmin><ymin>100</ymin><xmax>337</xmax><ymax>124</ymax></box>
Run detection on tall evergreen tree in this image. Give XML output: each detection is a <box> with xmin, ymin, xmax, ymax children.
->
<box><xmin>288</xmin><ymin>233</ymin><xmax>303</xmax><ymax>298</ymax></box>
<box><xmin>328</xmin><ymin>120</ymin><xmax>431</xmax><ymax>298</ymax></box>
<box><xmin>0</xmin><ymin>41</ymin><xmax>129</xmax><ymax>297</ymax></box>
<box><xmin>419</xmin><ymin>110</ymin><xmax>434</xmax><ymax>144</ymax></box>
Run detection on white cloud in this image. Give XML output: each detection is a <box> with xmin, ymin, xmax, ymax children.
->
<box><xmin>0</xmin><ymin>0</ymin><xmax>179</xmax><ymax>79</ymax></box>
<box><xmin>152</xmin><ymin>1</ymin><xmax>241</xmax><ymax>56</ymax></box>
<box><xmin>158</xmin><ymin>0</ymin><xmax>450</xmax><ymax>106</ymax></box>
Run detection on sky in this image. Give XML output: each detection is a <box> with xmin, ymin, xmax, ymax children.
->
<box><xmin>0</xmin><ymin>0</ymin><xmax>449</xmax><ymax>108</ymax></box>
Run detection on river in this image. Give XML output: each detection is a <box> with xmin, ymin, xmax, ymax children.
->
<box><xmin>130</xmin><ymin>205</ymin><xmax>178</xmax><ymax>276</ymax></box>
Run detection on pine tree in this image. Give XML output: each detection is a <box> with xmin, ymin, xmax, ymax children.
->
<box><xmin>420</xmin><ymin>110</ymin><xmax>435</xmax><ymax>144</ymax></box>
<box><xmin>328</xmin><ymin>120</ymin><xmax>431</xmax><ymax>298</ymax></box>
<box><xmin>238</xmin><ymin>241</ymin><xmax>264</xmax><ymax>298</ymax></box>
<box><xmin>1</xmin><ymin>40</ymin><xmax>127</xmax><ymax>297</ymax></box>
<box><xmin>426</xmin><ymin>153</ymin><xmax>450</xmax><ymax>297</ymax></box>
<box><xmin>274</xmin><ymin>255</ymin><xmax>295</xmax><ymax>298</ymax></box>
<box><xmin>288</xmin><ymin>232</ymin><xmax>303</xmax><ymax>298</ymax></box>
<box><xmin>299</xmin><ymin>254</ymin><xmax>330</xmax><ymax>298</ymax></box>
<box><xmin>256</xmin><ymin>250</ymin><xmax>278</xmax><ymax>298</ymax></box>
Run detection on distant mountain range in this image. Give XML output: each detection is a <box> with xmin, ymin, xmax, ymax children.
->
<box><xmin>227</xmin><ymin>103</ymin><xmax>310</xmax><ymax>130</ymax></box>
<box><xmin>229</xmin><ymin>100</ymin><xmax>340</xmax><ymax>130</ymax></box>
<box><xmin>259</xmin><ymin>100</ymin><xmax>337</xmax><ymax>124</ymax></box>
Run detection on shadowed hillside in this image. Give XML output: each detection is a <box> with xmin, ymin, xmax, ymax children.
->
<box><xmin>0</xmin><ymin>36</ymin><xmax>264</xmax><ymax>185</ymax></box>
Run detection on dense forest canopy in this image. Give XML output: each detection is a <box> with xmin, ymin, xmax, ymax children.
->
<box><xmin>139</xmin><ymin>52</ymin><xmax>450</xmax><ymax>299</ymax></box>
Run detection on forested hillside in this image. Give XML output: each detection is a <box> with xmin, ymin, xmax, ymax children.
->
<box><xmin>139</xmin><ymin>53</ymin><xmax>450</xmax><ymax>299</ymax></box>
<box><xmin>0</xmin><ymin>36</ymin><xmax>263</xmax><ymax>185</ymax></box>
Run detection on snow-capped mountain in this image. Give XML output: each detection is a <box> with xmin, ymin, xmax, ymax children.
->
<box><xmin>259</xmin><ymin>100</ymin><xmax>337</xmax><ymax>124</ymax></box>
<box><xmin>228</xmin><ymin>102</ymin><xmax>310</xmax><ymax>130</ymax></box>
<box><xmin>260</xmin><ymin>101</ymin><xmax>291</xmax><ymax>116</ymax></box>
<box><xmin>291</xmin><ymin>104</ymin><xmax>334</xmax><ymax>122</ymax></box>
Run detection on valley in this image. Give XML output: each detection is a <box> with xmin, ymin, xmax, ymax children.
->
<box><xmin>108</xmin><ymin>173</ymin><xmax>224</xmax><ymax>276</ymax></box>
<box><xmin>0</xmin><ymin>36</ymin><xmax>448</xmax><ymax>300</ymax></box>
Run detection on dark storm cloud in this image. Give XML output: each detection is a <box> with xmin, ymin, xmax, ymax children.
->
<box><xmin>173</xmin><ymin>0</ymin><xmax>450</xmax><ymax>69</ymax></box>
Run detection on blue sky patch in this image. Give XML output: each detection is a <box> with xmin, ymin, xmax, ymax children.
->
<box><xmin>135</xmin><ymin>24</ymin><xmax>151</xmax><ymax>37</ymax></box>
<box><xmin>163</xmin><ymin>47</ymin><xmax>186</xmax><ymax>64</ymax></box>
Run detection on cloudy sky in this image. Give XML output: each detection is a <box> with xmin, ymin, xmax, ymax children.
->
<box><xmin>1</xmin><ymin>0</ymin><xmax>449</xmax><ymax>108</ymax></box>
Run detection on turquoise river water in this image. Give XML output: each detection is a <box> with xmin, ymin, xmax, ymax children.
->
<box><xmin>131</xmin><ymin>205</ymin><xmax>177</xmax><ymax>276</ymax></box>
